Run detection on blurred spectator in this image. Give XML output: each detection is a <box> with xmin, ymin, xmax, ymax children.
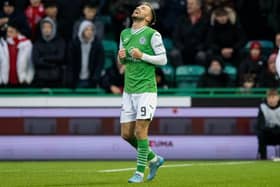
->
<box><xmin>72</xmin><ymin>0</ymin><xmax>104</xmax><ymax>40</ymax></box>
<box><xmin>206</xmin><ymin>7</ymin><xmax>246</xmax><ymax>65</ymax></box>
<box><xmin>274</xmin><ymin>32</ymin><xmax>280</xmax><ymax>52</ymax></box>
<box><xmin>203</xmin><ymin>0</ymin><xmax>215</xmax><ymax>14</ymax></box>
<box><xmin>156</xmin><ymin>67</ymin><xmax>168</xmax><ymax>89</ymax></box>
<box><xmin>56</xmin><ymin>0</ymin><xmax>83</xmax><ymax>41</ymax></box>
<box><xmin>239</xmin><ymin>74</ymin><xmax>256</xmax><ymax>94</ymax></box>
<box><xmin>35</xmin><ymin>1</ymin><xmax>64</xmax><ymax>40</ymax></box>
<box><xmin>0</xmin><ymin>33</ymin><xmax>6</xmax><ymax>85</ymax></box>
<box><xmin>259</xmin><ymin>0</ymin><xmax>280</xmax><ymax>36</ymax></box>
<box><xmin>100</xmin><ymin>61</ymin><xmax>124</xmax><ymax>94</ymax></box>
<box><xmin>257</xmin><ymin>88</ymin><xmax>280</xmax><ymax>160</ymax></box>
<box><xmin>172</xmin><ymin>0</ymin><xmax>209</xmax><ymax>66</ymax></box>
<box><xmin>43</xmin><ymin>0</ymin><xmax>57</xmax><ymax>20</ymax></box>
<box><xmin>197</xmin><ymin>56</ymin><xmax>231</xmax><ymax>88</ymax></box>
<box><xmin>259</xmin><ymin>53</ymin><xmax>280</xmax><ymax>88</ymax></box>
<box><xmin>203</xmin><ymin>0</ymin><xmax>234</xmax><ymax>14</ymax></box>
<box><xmin>68</xmin><ymin>20</ymin><xmax>104</xmax><ymax>88</ymax></box>
<box><xmin>0</xmin><ymin>0</ymin><xmax>30</xmax><ymax>12</ymax></box>
<box><xmin>239</xmin><ymin>41</ymin><xmax>265</xmax><ymax>85</ymax></box>
<box><xmin>97</xmin><ymin>0</ymin><xmax>106</xmax><ymax>14</ymax></box>
<box><xmin>110</xmin><ymin>0</ymin><xmax>138</xmax><ymax>41</ymax></box>
<box><xmin>236</xmin><ymin>0</ymin><xmax>273</xmax><ymax>40</ymax></box>
<box><xmin>0</xmin><ymin>20</ymin><xmax>34</xmax><ymax>86</ymax></box>
<box><xmin>25</xmin><ymin>0</ymin><xmax>45</xmax><ymax>40</ymax></box>
<box><xmin>209</xmin><ymin>0</ymin><xmax>234</xmax><ymax>8</ymax></box>
<box><xmin>32</xmin><ymin>17</ymin><xmax>65</xmax><ymax>88</ymax></box>
<box><xmin>0</xmin><ymin>0</ymin><xmax>30</xmax><ymax>38</ymax></box>
<box><xmin>156</xmin><ymin>0</ymin><xmax>185</xmax><ymax>37</ymax></box>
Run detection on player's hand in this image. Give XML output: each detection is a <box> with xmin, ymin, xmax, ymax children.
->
<box><xmin>118</xmin><ymin>48</ymin><xmax>126</xmax><ymax>59</ymax></box>
<box><xmin>130</xmin><ymin>48</ymin><xmax>143</xmax><ymax>59</ymax></box>
<box><xmin>110</xmin><ymin>85</ymin><xmax>122</xmax><ymax>94</ymax></box>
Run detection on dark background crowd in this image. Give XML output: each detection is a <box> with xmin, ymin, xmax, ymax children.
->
<box><xmin>0</xmin><ymin>0</ymin><xmax>280</xmax><ymax>93</ymax></box>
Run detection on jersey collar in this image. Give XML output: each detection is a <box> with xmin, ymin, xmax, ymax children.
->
<box><xmin>131</xmin><ymin>26</ymin><xmax>147</xmax><ymax>35</ymax></box>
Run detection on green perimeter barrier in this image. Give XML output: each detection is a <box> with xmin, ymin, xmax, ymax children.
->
<box><xmin>0</xmin><ymin>88</ymin><xmax>272</xmax><ymax>98</ymax></box>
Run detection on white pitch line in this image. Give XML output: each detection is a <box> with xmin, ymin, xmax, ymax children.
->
<box><xmin>97</xmin><ymin>161</ymin><xmax>256</xmax><ymax>173</ymax></box>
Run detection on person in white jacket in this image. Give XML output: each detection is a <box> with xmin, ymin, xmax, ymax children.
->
<box><xmin>276</xmin><ymin>47</ymin><xmax>280</xmax><ymax>78</ymax></box>
<box><xmin>0</xmin><ymin>21</ymin><xmax>34</xmax><ymax>86</ymax></box>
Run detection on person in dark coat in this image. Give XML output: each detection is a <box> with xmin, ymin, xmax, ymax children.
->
<box><xmin>257</xmin><ymin>88</ymin><xmax>280</xmax><ymax>160</ymax></box>
<box><xmin>206</xmin><ymin>7</ymin><xmax>246</xmax><ymax>66</ymax></box>
<box><xmin>172</xmin><ymin>0</ymin><xmax>209</xmax><ymax>66</ymax></box>
<box><xmin>100</xmin><ymin>61</ymin><xmax>124</xmax><ymax>94</ymax></box>
<box><xmin>68</xmin><ymin>20</ymin><xmax>104</xmax><ymax>88</ymax></box>
<box><xmin>34</xmin><ymin>1</ymin><xmax>65</xmax><ymax>40</ymax></box>
<box><xmin>239</xmin><ymin>41</ymin><xmax>266</xmax><ymax>85</ymax></box>
<box><xmin>197</xmin><ymin>56</ymin><xmax>231</xmax><ymax>88</ymax></box>
<box><xmin>259</xmin><ymin>53</ymin><xmax>280</xmax><ymax>88</ymax></box>
<box><xmin>155</xmin><ymin>67</ymin><xmax>168</xmax><ymax>89</ymax></box>
<box><xmin>55</xmin><ymin>0</ymin><xmax>83</xmax><ymax>41</ymax></box>
<box><xmin>32</xmin><ymin>17</ymin><xmax>66</xmax><ymax>87</ymax></box>
<box><xmin>72</xmin><ymin>0</ymin><xmax>104</xmax><ymax>40</ymax></box>
<box><xmin>0</xmin><ymin>0</ymin><xmax>31</xmax><ymax>38</ymax></box>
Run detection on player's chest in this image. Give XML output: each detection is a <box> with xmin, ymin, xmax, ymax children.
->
<box><xmin>122</xmin><ymin>34</ymin><xmax>151</xmax><ymax>52</ymax></box>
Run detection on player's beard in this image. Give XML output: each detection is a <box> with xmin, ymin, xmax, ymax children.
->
<box><xmin>131</xmin><ymin>15</ymin><xmax>145</xmax><ymax>23</ymax></box>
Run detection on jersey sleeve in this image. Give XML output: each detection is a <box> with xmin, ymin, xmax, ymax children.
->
<box><xmin>276</xmin><ymin>47</ymin><xmax>280</xmax><ymax>76</ymax></box>
<box><xmin>151</xmin><ymin>31</ymin><xmax>166</xmax><ymax>55</ymax></box>
<box><xmin>140</xmin><ymin>31</ymin><xmax>167</xmax><ymax>66</ymax></box>
<box><xmin>119</xmin><ymin>37</ymin><xmax>124</xmax><ymax>49</ymax></box>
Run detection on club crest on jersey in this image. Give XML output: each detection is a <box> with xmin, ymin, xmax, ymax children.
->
<box><xmin>139</xmin><ymin>37</ymin><xmax>146</xmax><ymax>45</ymax></box>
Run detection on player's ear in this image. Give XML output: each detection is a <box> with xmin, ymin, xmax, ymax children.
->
<box><xmin>145</xmin><ymin>15</ymin><xmax>152</xmax><ymax>25</ymax></box>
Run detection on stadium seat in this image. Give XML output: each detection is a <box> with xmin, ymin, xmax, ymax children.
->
<box><xmin>99</xmin><ymin>15</ymin><xmax>115</xmax><ymax>40</ymax></box>
<box><xmin>163</xmin><ymin>38</ymin><xmax>174</xmax><ymax>52</ymax></box>
<box><xmin>99</xmin><ymin>15</ymin><xmax>112</xmax><ymax>25</ymax></box>
<box><xmin>175</xmin><ymin>65</ymin><xmax>205</xmax><ymax>88</ymax></box>
<box><xmin>102</xmin><ymin>40</ymin><xmax>118</xmax><ymax>69</ymax></box>
<box><xmin>161</xmin><ymin>64</ymin><xmax>175</xmax><ymax>87</ymax></box>
<box><xmin>102</xmin><ymin>40</ymin><xmax>118</xmax><ymax>56</ymax></box>
<box><xmin>104</xmin><ymin>56</ymin><xmax>114</xmax><ymax>70</ymax></box>
<box><xmin>224</xmin><ymin>64</ymin><xmax>237</xmax><ymax>81</ymax></box>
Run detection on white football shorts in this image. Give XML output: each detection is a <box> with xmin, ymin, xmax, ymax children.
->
<box><xmin>120</xmin><ymin>92</ymin><xmax>157</xmax><ymax>123</ymax></box>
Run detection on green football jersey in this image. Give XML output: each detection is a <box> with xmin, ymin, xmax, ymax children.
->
<box><xmin>120</xmin><ymin>26</ymin><xmax>158</xmax><ymax>94</ymax></box>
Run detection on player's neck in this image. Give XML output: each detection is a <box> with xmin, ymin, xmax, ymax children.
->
<box><xmin>132</xmin><ymin>21</ymin><xmax>147</xmax><ymax>30</ymax></box>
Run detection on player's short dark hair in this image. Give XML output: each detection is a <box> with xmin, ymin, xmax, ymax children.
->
<box><xmin>140</xmin><ymin>2</ymin><xmax>156</xmax><ymax>26</ymax></box>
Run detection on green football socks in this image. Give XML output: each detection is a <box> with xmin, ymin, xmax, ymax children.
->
<box><xmin>136</xmin><ymin>139</ymin><xmax>149</xmax><ymax>174</ymax></box>
<box><xmin>128</xmin><ymin>137</ymin><xmax>156</xmax><ymax>162</ymax></box>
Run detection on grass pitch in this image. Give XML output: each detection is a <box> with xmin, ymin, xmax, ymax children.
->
<box><xmin>0</xmin><ymin>161</ymin><xmax>279</xmax><ymax>187</ymax></box>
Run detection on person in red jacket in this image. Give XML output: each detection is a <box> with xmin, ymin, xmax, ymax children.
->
<box><xmin>25</xmin><ymin>0</ymin><xmax>44</xmax><ymax>40</ymax></box>
<box><xmin>0</xmin><ymin>20</ymin><xmax>34</xmax><ymax>86</ymax></box>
